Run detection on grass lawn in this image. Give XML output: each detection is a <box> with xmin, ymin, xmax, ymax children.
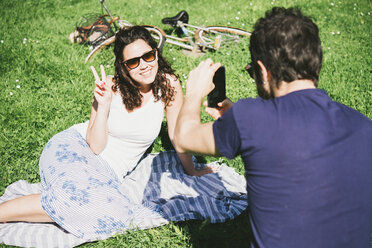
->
<box><xmin>0</xmin><ymin>0</ymin><xmax>371</xmax><ymax>247</ymax></box>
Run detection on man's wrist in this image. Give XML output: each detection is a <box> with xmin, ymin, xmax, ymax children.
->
<box><xmin>184</xmin><ymin>92</ymin><xmax>204</xmax><ymax>105</ymax></box>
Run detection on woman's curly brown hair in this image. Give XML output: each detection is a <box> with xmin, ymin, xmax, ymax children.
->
<box><xmin>113</xmin><ymin>26</ymin><xmax>176</xmax><ymax>111</ymax></box>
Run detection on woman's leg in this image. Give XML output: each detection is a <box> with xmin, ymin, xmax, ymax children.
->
<box><xmin>0</xmin><ymin>194</ymin><xmax>53</xmax><ymax>223</ymax></box>
<box><xmin>36</xmin><ymin>128</ymin><xmax>135</xmax><ymax>239</ymax></box>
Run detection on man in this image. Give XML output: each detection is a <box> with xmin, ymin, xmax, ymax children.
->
<box><xmin>174</xmin><ymin>7</ymin><xmax>372</xmax><ymax>248</ymax></box>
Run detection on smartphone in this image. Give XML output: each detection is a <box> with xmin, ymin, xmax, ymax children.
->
<box><xmin>208</xmin><ymin>66</ymin><xmax>226</xmax><ymax>108</ymax></box>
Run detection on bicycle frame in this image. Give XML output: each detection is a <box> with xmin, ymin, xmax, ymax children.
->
<box><xmin>100</xmin><ymin>0</ymin><xmax>119</xmax><ymax>30</ymax></box>
<box><xmin>98</xmin><ymin>0</ymin><xmax>246</xmax><ymax>52</ymax></box>
<box><xmin>162</xmin><ymin>22</ymin><xmax>196</xmax><ymax>50</ymax></box>
<box><xmin>162</xmin><ymin>21</ymin><xmax>216</xmax><ymax>51</ymax></box>
<box><xmin>163</xmin><ymin>21</ymin><xmax>246</xmax><ymax>52</ymax></box>
<box><xmin>82</xmin><ymin>2</ymin><xmax>250</xmax><ymax>62</ymax></box>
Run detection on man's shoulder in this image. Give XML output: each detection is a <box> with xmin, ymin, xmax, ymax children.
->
<box><xmin>234</xmin><ymin>97</ymin><xmax>266</xmax><ymax>110</ymax></box>
<box><xmin>232</xmin><ymin>97</ymin><xmax>273</xmax><ymax>119</ymax></box>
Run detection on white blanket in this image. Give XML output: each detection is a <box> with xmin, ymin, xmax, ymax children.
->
<box><xmin>0</xmin><ymin>151</ymin><xmax>248</xmax><ymax>247</ymax></box>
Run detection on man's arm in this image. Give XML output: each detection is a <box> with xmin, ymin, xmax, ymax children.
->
<box><xmin>165</xmin><ymin>74</ymin><xmax>216</xmax><ymax>176</ymax></box>
<box><xmin>174</xmin><ymin>59</ymin><xmax>222</xmax><ymax>156</ymax></box>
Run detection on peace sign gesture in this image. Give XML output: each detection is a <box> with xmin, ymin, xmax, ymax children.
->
<box><xmin>91</xmin><ymin>65</ymin><xmax>113</xmax><ymax>107</ymax></box>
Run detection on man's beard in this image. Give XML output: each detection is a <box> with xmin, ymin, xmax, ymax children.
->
<box><xmin>256</xmin><ymin>80</ymin><xmax>273</xmax><ymax>100</ymax></box>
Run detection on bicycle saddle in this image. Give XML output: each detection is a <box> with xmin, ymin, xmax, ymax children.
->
<box><xmin>161</xmin><ymin>10</ymin><xmax>189</xmax><ymax>27</ymax></box>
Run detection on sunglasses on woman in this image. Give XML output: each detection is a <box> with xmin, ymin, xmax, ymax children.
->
<box><xmin>122</xmin><ymin>49</ymin><xmax>157</xmax><ymax>70</ymax></box>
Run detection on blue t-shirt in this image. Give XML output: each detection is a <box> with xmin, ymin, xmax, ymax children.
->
<box><xmin>213</xmin><ymin>89</ymin><xmax>372</xmax><ymax>248</ymax></box>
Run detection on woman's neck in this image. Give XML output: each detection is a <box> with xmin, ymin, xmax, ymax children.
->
<box><xmin>139</xmin><ymin>84</ymin><xmax>152</xmax><ymax>94</ymax></box>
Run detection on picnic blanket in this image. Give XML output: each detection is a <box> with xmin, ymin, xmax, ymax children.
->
<box><xmin>0</xmin><ymin>150</ymin><xmax>248</xmax><ymax>247</ymax></box>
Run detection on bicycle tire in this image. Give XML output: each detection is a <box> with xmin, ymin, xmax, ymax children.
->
<box><xmin>85</xmin><ymin>36</ymin><xmax>115</xmax><ymax>63</ymax></box>
<box><xmin>85</xmin><ymin>25</ymin><xmax>166</xmax><ymax>63</ymax></box>
<box><xmin>142</xmin><ymin>25</ymin><xmax>166</xmax><ymax>51</ymax></box>
<box><xmin>195</xmin><ymin>26</ymin><xmax>251</xmax><ymax>51</ymax></box>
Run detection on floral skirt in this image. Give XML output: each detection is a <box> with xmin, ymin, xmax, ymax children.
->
<box><xmin>39</xmin><ymin>128</ymin><xmax>166</xmax><ymax>240</ymax></box>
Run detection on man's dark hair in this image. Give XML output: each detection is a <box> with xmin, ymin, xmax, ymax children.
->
<box><xmin>249</xmin><ymin>7</ymin><xmax>322</xmax><ymax>87</ymax></box>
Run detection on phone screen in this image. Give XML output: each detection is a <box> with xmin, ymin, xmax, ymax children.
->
<box><xmin>208</xmin><ymin>66</ymin><xmax>226</xmax><ymax>108</ymax></box>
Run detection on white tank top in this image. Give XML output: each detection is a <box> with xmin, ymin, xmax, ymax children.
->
<box><xmin>72</xmin><ymin>92</ymin><xmax>164</xmax><ymax>180</ymax></box>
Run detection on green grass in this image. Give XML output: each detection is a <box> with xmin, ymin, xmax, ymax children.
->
<box><xmin>0</xmin><ymin>0</ymin><xmax>371</xmax><ymax>247</ymax></box>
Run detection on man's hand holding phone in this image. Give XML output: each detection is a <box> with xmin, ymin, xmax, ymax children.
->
<box><xmin>185</xmin><ymin>59</ymin><xmax>221</xmax><ymax>100</ymax></box>
<box><xmin>205</xmin><ymin>64</ymin><xmax>234</xmax><ymax>119</ymax></box>
<box><xmin>207</xmin><ymin>66</ymin><xmax>226</xmax><ymax>108</ymax></box>
<box><xmin>204</xmin><ymin>98</ymin><xmax>234</xmax><ymax>120</ymax></box>
<box><xmin>185</xmin><ymin>59</ymin><xmax>233</xmax><ymax>119</ymax></box>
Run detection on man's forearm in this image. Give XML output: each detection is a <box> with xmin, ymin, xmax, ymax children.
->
<box><xmin>175</xmin><ymin>95</ymin><xmax>219</xmax><ymax>156</ymax></box>
<box><xmin>174</xmin><ymin>58</ymin><xmax>222</xmax><ymax>156</ymax></box>
<box><xmin>174</xmin><ymin>95</ymin><xmax>203</xmax><ymax>152</ymax></box>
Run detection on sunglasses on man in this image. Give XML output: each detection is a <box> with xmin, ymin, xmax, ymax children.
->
<box><xmin>122</xmin><ymin>49</ymin><xmax>157</xmax><ymax>70</ymax></box>
<box><xmin>245</xmin><ymin>63</ymin><xmax>254</xmax><ymax>79</ymax></box>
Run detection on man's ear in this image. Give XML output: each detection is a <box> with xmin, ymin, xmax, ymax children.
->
<box><xmin>257</xmin><ymin>60</ymin><xmax>271</xmax><ymax>83</ymax></box>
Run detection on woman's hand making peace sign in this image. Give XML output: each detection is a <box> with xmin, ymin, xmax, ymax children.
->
<box><xmin>86</xmin><ymin>65</ymin><xmax>114</xmax><ymax>154</ymax></box>
<box><xmin>91</xmin><ymin>65</ymin><xmax>114</xmax><ymax>107</ymax></box>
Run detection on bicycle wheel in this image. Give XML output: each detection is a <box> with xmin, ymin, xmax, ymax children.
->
<box><xmin>196</xmin><ymin>26</ymin><xmax>251</xmax><ymax>51</ymax></box>
<box><xmin>142</xmin><ymin>25</ymin><xmax>166</xmax><ymax>51</ymax></box>
<box><xmin>85</xmin><ymin>35</ymin><xmax>115</xmax><ymax>63</ymax></box>
<box><xmin>85</xmin><ymin>25</ymin><xmax>166</xmax><ymax>63</ymax></box>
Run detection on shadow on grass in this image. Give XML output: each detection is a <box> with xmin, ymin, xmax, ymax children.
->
<box><xmin>177</xmin><ymin>209</ymin><xmax>252</xmax><ymax>248</ymax></box>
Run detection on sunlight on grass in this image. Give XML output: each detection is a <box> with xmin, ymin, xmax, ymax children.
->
<box><xmin>0</xmin><ymin>0</ymin><xmax>371</xmax><ymax>246</ymax></box>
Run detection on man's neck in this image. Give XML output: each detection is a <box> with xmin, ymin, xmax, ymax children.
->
<box><xmin>273</xmin><ymin>79</ymin><xmax>316</xmax><ymax>98</ymax></box>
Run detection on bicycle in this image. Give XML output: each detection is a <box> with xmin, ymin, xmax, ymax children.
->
<box><xmin>80</xmin><ymin>1</ymin><xmax>251</xmax><ymax>63</ymax></box>
<box><xmin>160</xmin><ymin>10</ymin><xmax>251</xmax><ymax>53</ymax></box>
<box><xmin>70</xmin><ymin>0</ymin><xmax>166</xmax><ymax>63</ymax></box>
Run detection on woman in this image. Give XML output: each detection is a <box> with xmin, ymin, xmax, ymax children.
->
<box><xmin>0</xmin><ymin>26</ymin><xmax>214</xmax><ymax>239</ymax></box>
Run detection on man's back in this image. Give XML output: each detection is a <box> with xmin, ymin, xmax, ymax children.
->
<box><xmin>213</xmin><ymin>89</ymin><xmax>372</xmax><ymax>247</ymax></box>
